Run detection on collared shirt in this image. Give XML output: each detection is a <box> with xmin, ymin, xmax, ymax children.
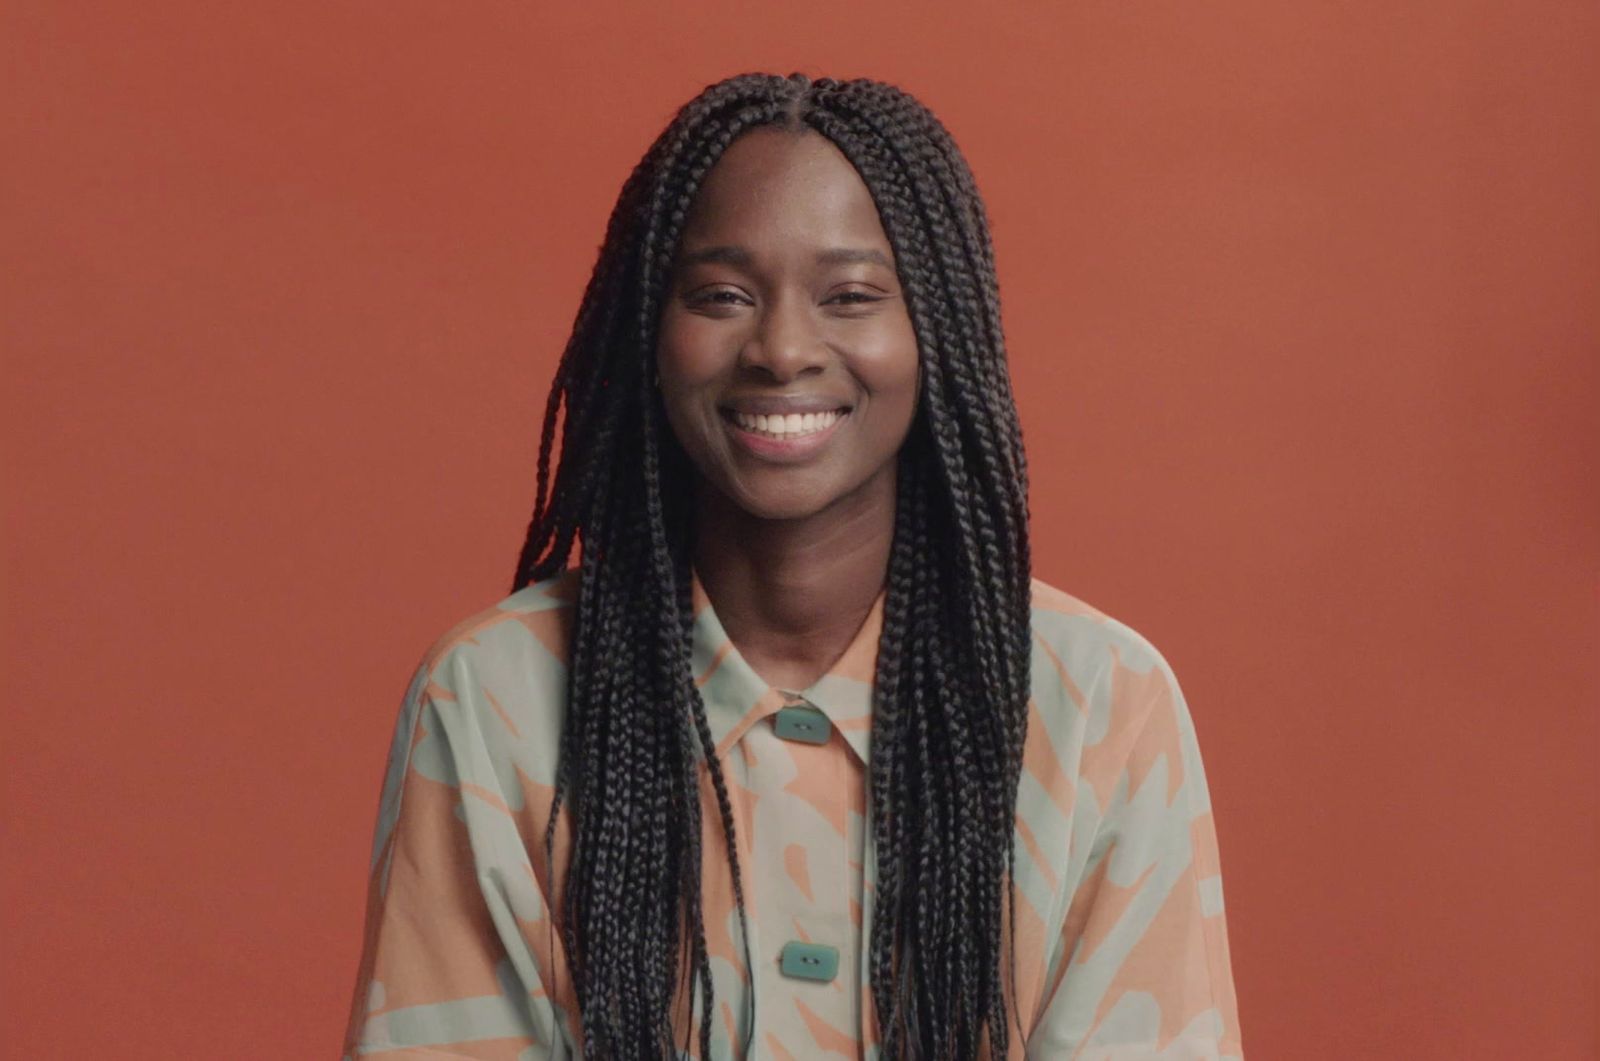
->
<box><xmin>342</xmin><ymin>566</ymin><xmax>1242</xmax><ymax>1059</ymax></box>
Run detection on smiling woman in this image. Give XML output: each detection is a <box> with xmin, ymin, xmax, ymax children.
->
<box><xmin>342</xmin><ymin>73</ymin><xmax>1242</xmax><ymax>1060</ymax></box>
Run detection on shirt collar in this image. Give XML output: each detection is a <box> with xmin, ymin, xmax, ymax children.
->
<box><xmin>688</xmin><ymin>564</ymin><xmax>885</xmax><ymax>765</ymax></box>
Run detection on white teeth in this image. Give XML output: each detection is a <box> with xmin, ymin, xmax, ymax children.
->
<box><xmin>732</xmin><ymin>408</ymin><xmax>843</xmax><ymax>439</ymax></box>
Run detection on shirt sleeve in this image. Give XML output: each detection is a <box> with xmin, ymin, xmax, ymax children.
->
<box><xmin>341</xmin><ymin>654</ymin><xmax>572</xmax><ymax>1060</ymax></box>
<box><xmin>1027</xmin><ymin>653</ymin><xmax>1243</xmax><ymax>1060</ymax></box>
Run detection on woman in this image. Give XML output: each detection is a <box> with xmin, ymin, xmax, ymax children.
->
<box><xmin>343</xmin><ymin>72</ymin><xmax>1241</xmax><ymax>1060</ymax></box>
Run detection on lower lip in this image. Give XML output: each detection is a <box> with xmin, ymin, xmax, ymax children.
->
<box><xmin>721</xmin><ymin>409</ymin><xmax>850</xmax><ymax>462</ymax></box>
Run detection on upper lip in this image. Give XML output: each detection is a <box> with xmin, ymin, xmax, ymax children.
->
<box><xmin>719</xmin><ymin>396</ymin><xmax>853</xmax><ymax>416</ymax></box>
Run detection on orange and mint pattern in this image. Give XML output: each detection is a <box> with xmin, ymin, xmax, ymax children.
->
<box><xmin>342</xmin><ymin>566</ymin><xmax>1242</xmax><ymax>1059</ymax></box>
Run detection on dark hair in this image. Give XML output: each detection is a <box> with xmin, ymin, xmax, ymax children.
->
<box><xmin>511</xmin><ymin>71</ymin><xmax>1032</xmax><ymax>1059</ymax></box>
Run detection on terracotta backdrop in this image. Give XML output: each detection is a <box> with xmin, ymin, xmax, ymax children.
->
<box><xmin>4</xmin><ymin>2</ymin><xmax>1596</xmax><ymax>1057</ymax></box>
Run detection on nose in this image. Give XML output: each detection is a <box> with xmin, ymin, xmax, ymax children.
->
<box><xmin>738</xmin><ymin>290</ymin><xmax>827</xmax><ymax>382</ymax></box>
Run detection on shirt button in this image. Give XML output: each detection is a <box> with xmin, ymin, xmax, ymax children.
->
<box><xmin>772</xmin><ymin>703</ymin><xmax>832</xmax><ymax>745</ymax></box>
<box><xmin>778</xmin><ymin>941</ymin><xmax>839</xmax><ymax>983</ymax></box>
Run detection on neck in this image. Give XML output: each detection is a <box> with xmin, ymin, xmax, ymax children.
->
<box><xmin>689</xmin><ymin>470</ymin><xmax>895</xmax><ymax>691</ymax></box>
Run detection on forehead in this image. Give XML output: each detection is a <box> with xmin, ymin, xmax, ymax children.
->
<box><xmin>679</xmin><ymin>128</ymin><xmax>890</xmax><ymax>251</ymax></box>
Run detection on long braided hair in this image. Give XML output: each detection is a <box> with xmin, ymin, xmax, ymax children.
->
<box><xmin>511</xmin><ymin>72</ymin><xmax>1033</xmax><ymax>1059</ymax></box>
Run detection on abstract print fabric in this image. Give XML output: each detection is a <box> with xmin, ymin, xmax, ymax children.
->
<box><xmin>342</xmin><ymin>566</ymin><xmax>1243</xmax><ymax>1059</ymax></box>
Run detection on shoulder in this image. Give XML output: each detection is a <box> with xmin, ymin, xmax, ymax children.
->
<box><xmin>1023</xmin><ymin>572</ymin><xmax>1200</xmax><ymax>826</ymax></box>
<box><xmin>1027</xmin><ymin>572</ymin><xmax>1177</xmax><ymax>696</ymax></box>
<box><xmin>1024</xmin><ymin>571</ymin><xmax>1190</xmax><ymax>777</ymax></box>
<box><xmin>374</xmin><ymin>569</ymin><xmax>581</xmax><ymax>809</ymax></box>
<box><xmin>411</xmin><ymin>567</ymin><xmax>582</xmax><ymax>693</ymax></box>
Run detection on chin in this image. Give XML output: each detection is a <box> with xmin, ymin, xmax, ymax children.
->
<box><xmin>727</xmin><ymin>484</ymin><xmax>838</xmax><ymax>522</ymax></box>
<box><xmin>736</xmin><ymin>497</ymin><xmax>829</xmax><ymax>522</ymax></box>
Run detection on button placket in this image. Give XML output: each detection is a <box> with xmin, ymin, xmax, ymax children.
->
<box><xmin>756</xmin><ymin>690</ymin><xmax>857</xmax><ymax>1041</ymax></box>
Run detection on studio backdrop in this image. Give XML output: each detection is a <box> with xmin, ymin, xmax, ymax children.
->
<box><xmin>3</xmin><ymin>2</ymin><xmax>1596</xmax><ymax>1058</ymax></box>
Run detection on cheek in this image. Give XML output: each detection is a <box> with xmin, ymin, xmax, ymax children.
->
<box><xmin>656</xmin><ymin>380</ymin><xmax>715</xmax><ymax>463</ymax></box>
<box><xmin>853</xmin><ymin>320</ymin><xmax>921</xmax><ymax>410</ymax></box>
<box><xmin>654</xmin><ymin>330</ymin><xmax>722</xmax><ymax>457</ymax></box>
<box><xmin>656</xmin><ymin>310</ymin><xmax>733</xmax><ymax>384</ymax></box>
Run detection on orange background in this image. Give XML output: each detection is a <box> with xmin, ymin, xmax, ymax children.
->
<box><xmin>4</xmin><ymin>2</ymin><xmax>1596</xmax><ymax>1057</ymax></box>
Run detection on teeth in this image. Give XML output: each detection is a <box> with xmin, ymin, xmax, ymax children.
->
<box><xmin>732</xmin><ymin>408</ymin><xmax>843</xmax><ymax>439</ymax></box>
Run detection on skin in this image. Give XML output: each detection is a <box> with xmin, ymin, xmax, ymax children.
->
<box><xmin>655</xmin><ymin>127</ymin><xmax>921</xmax><ymax>691</ymax></box>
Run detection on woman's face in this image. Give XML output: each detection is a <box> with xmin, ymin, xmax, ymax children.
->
<box><xmin>656</xmin><ymin>127</ymin><xmax>921</xmax><ymax>523</ymax></box>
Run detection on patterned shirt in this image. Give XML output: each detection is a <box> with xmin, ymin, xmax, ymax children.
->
<box><xmin>342</xmin><ymin>566</ymin><xmax>1243</xmax><ymax>1059</ymax></box>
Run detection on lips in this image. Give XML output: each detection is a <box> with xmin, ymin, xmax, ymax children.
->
<box><xmin>718</xmin><ymin>403</ymin><xmax>850</xmax><ymax>461</ymax></box>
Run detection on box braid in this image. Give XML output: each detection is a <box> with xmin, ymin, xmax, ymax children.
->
<box><xmin>510</xmin><ymin>72</ymin><xmax>1032</xmax><ymax>1059</ymax></box>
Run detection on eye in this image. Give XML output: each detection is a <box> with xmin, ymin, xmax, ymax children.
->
<box><xmin>685</xmin><ymin>287</ymin><xmax>750</xmax><ymax>308</ymax></box>
<box><xmin>827</xmin><ymin>290</ymin><xmax>883</xmax><ymax>306</ymax></box>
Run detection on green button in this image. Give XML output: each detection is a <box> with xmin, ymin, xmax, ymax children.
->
<box><xmin>779</xmin><ymin>941</ymin><xmax>839</xmax><ymax>982</ymax></box>
<box><xmin>772</xmin><ymin>704</ymin><xmax>831</xmax><ymax>745</ymax></box>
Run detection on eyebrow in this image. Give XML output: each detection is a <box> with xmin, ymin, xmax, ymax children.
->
<box><xmin>675</xmin><ymin>245</ymin><xmax>894</xmax><ymax>269</ymax></box>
